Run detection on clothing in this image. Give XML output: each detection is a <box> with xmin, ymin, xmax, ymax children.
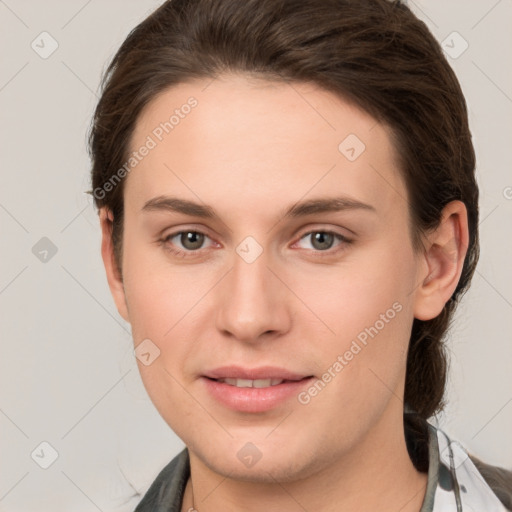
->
<box><xmin>133</xmin><ymin>420</ymin><xmax>508</xmax><ymax>511</ymax></box>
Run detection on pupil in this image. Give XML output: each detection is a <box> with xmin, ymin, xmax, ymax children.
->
<box><xmin>182</xmin><ymin>232</ymin><xmax>204</xmax><ymax>250</ymax></box>
<box><xmin>312</xmin><ymin>232</ymin><xmax>333</xmax><ymax>250</ymax></box>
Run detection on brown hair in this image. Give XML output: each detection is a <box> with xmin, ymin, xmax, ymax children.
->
<box><xmin>88</xmin><ymin>0</ymin><xmax>511</xmax><ymax>500</ymax></box>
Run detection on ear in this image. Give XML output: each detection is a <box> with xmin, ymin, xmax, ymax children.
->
<box><xmin>413</xmin><ymin>200</ymin><xmax>469</xmax><ymax>321</ymax></box>
<box><xmin>99</xmin><ymin>207</ymin><xmax>130</xmax><ymax>323</ymax></box>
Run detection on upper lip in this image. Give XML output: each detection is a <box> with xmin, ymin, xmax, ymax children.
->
<box><xmin>203</xmin><ymin>366</ymin><xmax>312</xmax><ymax>381</ymax></box>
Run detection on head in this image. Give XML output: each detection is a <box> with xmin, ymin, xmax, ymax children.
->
<box><xmin>89</xmin><ymin>0</ymin><xmax>478</xmax><ymax>480</ymax></box>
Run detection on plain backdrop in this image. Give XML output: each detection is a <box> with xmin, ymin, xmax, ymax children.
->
<box><xmin>1</xmin><ymin>0</ymin><xmax>511</xmax><ymax>510</ymax></box>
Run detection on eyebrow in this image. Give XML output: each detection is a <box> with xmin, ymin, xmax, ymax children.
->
<box><xmin>141</xmin><ymin>195</ymin><xmax>376</xmax><ymax>219</ymax></box>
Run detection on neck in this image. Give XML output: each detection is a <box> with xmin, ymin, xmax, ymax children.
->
<box><xmin>182</xmin><ymin>406</ymin><xmax>428</xmax><ymax>512</ymax></box>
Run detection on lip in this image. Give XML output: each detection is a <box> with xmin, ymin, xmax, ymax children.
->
<box><xmin>203</xmin><ymin>365</ymin><xmax>309</xmax><ymax>381</ymax></box>
<box><xmin>201</xmin><ymin>366</ymin><xmax>314</xmax><ymax>413</ymax></box>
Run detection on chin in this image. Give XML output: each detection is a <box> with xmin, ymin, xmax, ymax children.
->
<box><xmin>190</xmin><ymin>434</ymin><xmax>330</xmax><ymax>484</ymax></box>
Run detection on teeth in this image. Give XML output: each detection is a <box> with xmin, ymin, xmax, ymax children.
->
<box><xmin>219</xmin><ymin>378</ymin><xmax>285</xmax><ymax>388</ymax></box>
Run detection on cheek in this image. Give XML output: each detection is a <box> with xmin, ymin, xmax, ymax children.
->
<box><xmin>121</xmin><ymin>225</ymin><xmax>190</xmax><ymax>327</ymax></box>
<box><xmin>121</xmin><ymin>242</ymin><xmax>205</xmax><ymax>417</ymax></box>
<box><xmin>297</xmin><ymin>243</ymin><xmax>415</xmax><ymax>335</ymax></box>
<box><xmin>291</xmin><ymin>239</ymin><xmax>417</xmax><ymax>395</ymax></box>
<box><xmin>288</xmin><ymin>251</ymin><xmax>416</xmax><ymax>435</ymax></box>
<box><xmin>121</xmin><ymin>234</ymin><xmax>219</xmax><ymax>372</ymax></box>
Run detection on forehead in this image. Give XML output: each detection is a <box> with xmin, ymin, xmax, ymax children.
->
<box><xmin>126</xmin><ymin>73</ymin><xmax>406</xmax><ymax>219</ymax></box>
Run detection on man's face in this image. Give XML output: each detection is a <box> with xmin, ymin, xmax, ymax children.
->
<box><xmin>115</xmin><ymin>74</ymin><xmax>424</xmax><ymax>481</ymax></box>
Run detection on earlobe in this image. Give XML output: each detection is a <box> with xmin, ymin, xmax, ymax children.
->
<box><xmin>99</xmin><ymin>207</ymin><xmax>130</xmax><ymax>323</ymax></box>
<box><xmin>413</xmin><ymin>200</ymin><xmax>469</xmax><ymax>321</ymax></box>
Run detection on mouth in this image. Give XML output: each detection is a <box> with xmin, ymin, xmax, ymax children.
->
<box><xmin>201</xmin><ymin>367</ymin><xmax>315</xmax><ymax>412</ymax></box>
<box><xmin>205</xmin><ymin>377</ymin><xmax>309</xmax><ymax>388</ymax></box>
<box><xmin>203</xmin><ymin>365</ymin><xmax>312</xmax><ymax>382</ymax></box>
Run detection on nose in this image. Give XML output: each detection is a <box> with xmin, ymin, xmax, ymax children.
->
<box><xmin>215</xmin><ymin>246</ymin><xmax>291</xmax><ymax>344</ymax></box>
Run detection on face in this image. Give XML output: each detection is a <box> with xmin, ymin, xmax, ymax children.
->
<box><xmin>109</xmin><ymin>73</ymin><xmax>428</xmax><ymax>482</ymax></box>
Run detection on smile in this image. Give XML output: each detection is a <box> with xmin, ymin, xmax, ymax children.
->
<box><xmin>215</xmin><ymin>378</ymin><xmax>286</xmax><ymax>387</ymax></box>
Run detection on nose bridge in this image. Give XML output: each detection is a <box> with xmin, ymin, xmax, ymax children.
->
<box><xmin>215</xmin><ymin>244</ymin><xmax>289</xmax><ymax>341</ymax></box>
<box><xmin>232</xmin><ymin>248</ymin><xmax>270</xmax><ymax>300</ymax></box>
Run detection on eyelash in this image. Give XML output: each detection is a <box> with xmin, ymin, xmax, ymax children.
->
<box><xmin>158</xmin><ymin>229</ymin><xmax>353</xmax><ymax>260</ymax></box>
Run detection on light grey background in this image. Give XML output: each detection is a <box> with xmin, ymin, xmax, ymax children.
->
<box><xmin>1</xmin><ymin>0</ymin><xmax>511</xmax><ymax>510</ymax></box>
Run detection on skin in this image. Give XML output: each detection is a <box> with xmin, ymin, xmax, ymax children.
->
<box><xmin>100</xmin><ymin>73</ymin><xmax>469</xmax><ymax>511</ymax></box>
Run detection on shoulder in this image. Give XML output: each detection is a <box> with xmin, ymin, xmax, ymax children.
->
<box><xmin>429</xmin><ymin>424</ymin><xmax>511</xmax><ymax>512</ymax></box>
<box><xmin>134</xmin><ymin>447</ymin><xmax>190</xmax><ymax>512</ymax></box>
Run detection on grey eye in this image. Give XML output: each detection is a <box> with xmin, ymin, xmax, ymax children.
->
<box><xmin>297</xmin><ymin>231</ymin><xmax>341</xmax><ymax>251</ymax></box>
<box><xmin>309</xmin><ymin>232</ymin><xmax>335</xmax><ymax>250</ymax></box>
<box><xmin>179</xmin><ymin>231</ymin><xmax>205</xmax><ymax>250</ymax></box>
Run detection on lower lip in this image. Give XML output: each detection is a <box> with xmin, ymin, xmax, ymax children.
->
<box><xmin>201</xmin><ymin>376</ymin><xmax>314</xmax><ymax>413</ymax></box>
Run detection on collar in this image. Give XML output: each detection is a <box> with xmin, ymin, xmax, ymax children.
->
<box><xmin>429</xmin><ymin>423</ymin><xmax>508</xmax><ymax>511</ymax></box>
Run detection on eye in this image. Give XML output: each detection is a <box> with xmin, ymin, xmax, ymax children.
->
<box><xmin>295</xmin><ymin>230</ymin><xmax>351</xmax><ymax>252</ymax></box>
<box><xmin>161</xmin><ymin>230</ymin><xmax>215</xmax><ymax>255</ymax></box>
